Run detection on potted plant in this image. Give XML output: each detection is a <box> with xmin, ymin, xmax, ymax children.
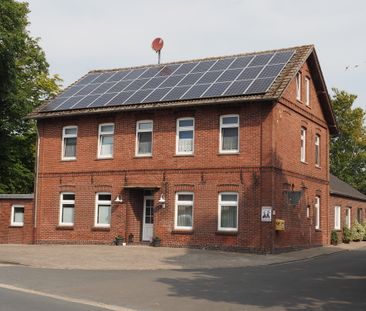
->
<box><xmin>330</xmin><ymin>230</ymin><xmax>338</xmax><ymax>246</ymax></box>
<box><xmin>114</xmin><ymin>235</ymin><xmax>124</xmax><ymax>246</ymax></box>
<box><xmin>351</xmin><ymin>220</ymin><xmax>365</xmax><ymax>242</ymax></box>
<box><xmin>152</xmin><ymin>236</ymin><xmax>161</xmax><ymax>247</ymax></box>
<box><xmin>342</xmin><ymin>226</ymin><xmax>352</xmax><ymax>244</ymax></box>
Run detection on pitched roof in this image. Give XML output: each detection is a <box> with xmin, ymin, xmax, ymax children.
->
<box><xmin>0</xmin><ymin>194</ymin><xmax>34</xmax><ymax>200</ymax></box>
<box><xmin>330</xmin><ymin>174</ymin><xmax>366</xmax><ymax>202</ymax></box>
<box><xmin>28</xmin><ymin>44</ymin><xmax>337</xmax><ymax>134</ymax></box>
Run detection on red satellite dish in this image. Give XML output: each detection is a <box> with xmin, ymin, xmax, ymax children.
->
<box><xmin>152</xmin><ymin>38</ymin><xmax>164</xmax><ymax>52</ymax></box>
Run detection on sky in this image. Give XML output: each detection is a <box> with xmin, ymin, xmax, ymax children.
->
<box><xmin>26</xmin><ymin>0</ymin><xmax>366</xmax><ymax>109</ymax></box>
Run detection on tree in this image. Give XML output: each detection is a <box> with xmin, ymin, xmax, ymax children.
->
<box><xmin>330</xmin><ymin>88</ymin><xmax>366</xmax><ymax>194</ymax></box>
<box><xmin>0</xmin><ymin>0</ymin><xmax>61</xmax><ymax>193</ymax></box>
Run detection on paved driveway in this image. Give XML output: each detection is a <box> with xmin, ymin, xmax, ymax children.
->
<box><xmin>0</xmin><ymin>243</ymin><xmax>364</xmax><ymax>270</ymax></box>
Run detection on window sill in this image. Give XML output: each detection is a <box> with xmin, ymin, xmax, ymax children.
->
<box><xmin>56</xmin><ymin>225</ymin><xmax>74</xmax><ymax>230</ymax></box>
<box><xmin>218</xmin><ymin>152</ymin><xmax>240</xmax><ymax>156</ymax></box>
<box><xmin>301</xmin><ymin>161</ymin><xmax>308</xmax><ymax>165</ymax></box>
<box><xmin>60</xmin><ymin>159</ymin><xmax>77</xmax><ymax>162</ymax></box>
<box><xmin>92</xmin><ymin>226</ymin><xmax>111</xmax><ymax>231</ymax></box>
<box><xmin>9</xmin><ymin>225</ymin><xmax>24</xmax><ymax>228</ymax></box>
<box><xmin>333</xmin><ymin>229</ymin><xmax>341</xmax><ymax>232</ymax></box>
<box><xmin>216</xmin><ymin>230</ymin><xmax>238</xmax><ymax>236</ymax></box>
<box><xmin>174</xmin><ymin>154</ymin><xmax>194</xmax><ymax>157</ymax></box>
<box><xmin>134</xmin><ymin>155</ymin><xmax>153</xmax><ymax>159</ymax></box>
<box><xmin>315</xmin><ymin>229</ymin><xmax>322</xmax><ymax>232</ymax></box>
<box><xmin>95</xmin><ymin>157</ymin><xmax>114</xmax><ymax>161</ymax></box>
<box><xmin>315</xmin><ymin>165</ymin><xmax>321</xmax><ymax>169</ymax></box>
<box><xmin>171</xmin><ymin>229</ymin><xmax>194</xmax><ymax>235</ymax></box>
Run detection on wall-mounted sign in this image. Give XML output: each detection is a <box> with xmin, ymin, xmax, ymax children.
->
<box><xmin>275</xmin><ymin>219</ymin><xmax>285</xmax><ymax>231</ymax></box>
<box><xmin>261</xmin><ymin>206</ymin><xmax>272</xmax><ymax>222</ymax></box>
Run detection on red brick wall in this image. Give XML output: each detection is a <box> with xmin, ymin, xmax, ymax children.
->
<box><xmin>0</xmin><ymin>199</ymin><xmax>34</xmax><ymax>244</ymax></box>
<box><xmin>329</xmin><ymin>195</ymin><xmax>366</xmax><ymax>241</ymax></box>
<box><xmin>34</xmin><ymin>60</ymin><xmax>333</xmax><ymax>251</ymax></box>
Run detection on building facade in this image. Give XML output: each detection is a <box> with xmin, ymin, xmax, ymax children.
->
<box><xmin>24</xmin><ymin>45</ymin><xmax>339</xmax><ymax>252</ymax></box>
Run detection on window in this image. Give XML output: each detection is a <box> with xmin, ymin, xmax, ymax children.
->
<box><xmin>305</xmin><ymin>77</ymin><xmax>310</xmax><ymax>106</ymax></box>
<box><xmin>136</xmin><ymin>120</ymin><xmax>153</xmax><ymax>156</ymax></box>
<box><xmin>62</xmin><ymin>126</ymin><xmax>77</xmax><ymax>160</ymax></box>
<box><xmin>175</xmin><ymin>192</ymin><xmax>194</xmax><ymax>230</ymax></box>
<box><xmin>296</xmin><ymin>72</ymin><xmax>301</xmax><ymax>101</ymax></box>
<box><xmin>334</xmin><ymin>206</ymin><xmax>341</xmax><ymax>230</ymax></box>
<box><xmin>357</xmin><ymin>208</ymin><xmax>363</xmax><ymax>223</ymax></box>
<box><xmin>218</xmin><ymin>192</ymin><xmax>238</xmax><ymax>231</ymax></box>
<box><xmin>345</xmin><ymin>207</ymin><xmax>351</xmax><ymax>228</ymax></box>
<box><xmin>220</xmin><ymin>115</ymin><xmax>239</xmax><ymax>153</ymax></box>
<box><xmin>315</xmin><ymin>134</ymin><xmax>320</xmax><ymax>167</ymax></box>
<box><xmin>176</xmin><ymin>118</ymin><xmax>194</xmax><ymax>155</ymax></box>
<box><xmin>59</xmin><ymin>193</ymin><xmax>75</xmax><ymax>226</ymax></box>
<box><xmin>98</xmin><ymin>123</ymin><xmax>114</xmax><ymax>158</ymax></box>
<box><xmin>300</xmin><ymin>127</ymin><xmax>306</xmax><ymax>162</ymax></box>
<box><xmin>314</xmin><ymin>196</ymin><xmax>320</xmax><ymax>230</ymax></box>
<box><xmin>95</xmin><ymin>193</ymin><xmax>111</xmax><ymax>227</ymax></box>
<box><xmin>11</xmin><ymin>205</ymin><xmax>24</xmax><ymax>226</ymax></box>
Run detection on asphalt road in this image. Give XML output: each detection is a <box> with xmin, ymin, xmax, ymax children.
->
<box><xmin>0</xmin><ymin>288</ymin><xmax>109</xmax><ymax>311</ymax></box>
<box><xmin>0</xmin><ymin>247</ymin><xmax>365</xmax><ymax>311</ymax></box>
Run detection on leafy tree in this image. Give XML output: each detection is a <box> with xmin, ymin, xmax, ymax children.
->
<box><xmin>330</xmin><ymin>88</ymin><xmax>366</xmax><ymax>194</ymax></box>
<box><xmin>0</xmin><ymin>0</ymin><xmax>61</xmax><ymax>193</ymax></box>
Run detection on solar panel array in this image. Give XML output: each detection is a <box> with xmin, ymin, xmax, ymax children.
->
<box><xmin>42</xmin><ymin>50</ymin><xmax>295</xmax><ymax>112</ymax></box>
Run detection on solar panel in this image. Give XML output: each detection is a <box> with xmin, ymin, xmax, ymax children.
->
<box><xmin>42</xmin><ymin>49</ymin><xmax>295</xmax><ymax>112</ymax></box>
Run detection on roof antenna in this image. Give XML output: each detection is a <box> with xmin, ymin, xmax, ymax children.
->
<box><xmin>152</xmin><ymin>37</ymin><xmax>164</xmax><ymax>65</ymax></box>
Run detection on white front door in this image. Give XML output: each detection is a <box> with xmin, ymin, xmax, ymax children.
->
<box><xmin>142</xmin><ymin>196</ymin><xmax>154</xmax><ymax>241</ymax></box>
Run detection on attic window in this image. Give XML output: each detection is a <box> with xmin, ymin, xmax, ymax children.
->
<box><xmin>296</xmin><ymin>73</ymin><xmax>301</xmax><ymax>101</ymax></box>
<box><xmin>305</xmin><ymin>77</ymin><xmax>310</xmax><ymax>106</ymax></box>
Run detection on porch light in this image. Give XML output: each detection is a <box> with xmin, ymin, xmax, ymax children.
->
<box><xmin>158</xmin><ymin>194</ymin><xmax>166</xmax><ymax>208</ymax></box>
<box><xmin>114</xmin><ymin>195</ymin><xmax>123</xmax><ymax>203</ymax></box>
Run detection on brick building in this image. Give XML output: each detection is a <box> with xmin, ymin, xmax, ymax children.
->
<box><xmin>24</xmin><ymin>44</ymin><xmax>340</xmax><ymax>252</ymax></box>
<box><xmin>329</xmin><ymin>174</ymin><xmax>366</xmax><ymax>240</ymax></box>
<box><xmin>0</xmin><ymin>194</ymin><xmax>34</xmax><ymax>244</ymax></box>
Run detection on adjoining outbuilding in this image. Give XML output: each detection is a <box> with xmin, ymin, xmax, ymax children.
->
<box><xmin>0</xmin><ymin>194</ymin><xmax>34</xmax><ymax>244</ymax></box>
<box><xmin>329</xmin><ymin>174</ymin><xmax>366</xmax><ymax>240</ymax></box>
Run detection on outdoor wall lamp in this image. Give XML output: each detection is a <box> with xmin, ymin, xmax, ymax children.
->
<box><xmin>158</xmin><ymin>194</ymin><xmax>166</xmax><ymax>208</ymax></box>
<box><xmin>114</xmin><ymin>195</ymin><xmax>123</xmax><ymax>203</ymax></box>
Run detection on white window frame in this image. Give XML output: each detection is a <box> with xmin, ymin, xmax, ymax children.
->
<box><xmin>305</xmin><ymin>77</ymin><xmax>310</xmax><ymax>106</ymax></box>
<box><xmin>218</xmin><ymin>192</ymin><xmax>239</xmax><ymax>232</ymax></box>
<box><xmin>10</xmin><ymin>205</ymin><xmax>24</xmax><ymax>227</ymax></box>
<box><xmin>219</xmin><ymin>114</ymin><xmax>239</xmax><ymax>154</ymax></box>
<box><xmin>314</xmin><ymin>196</ymin><xmax>320</xmax><ymax>230</ymax></box>
<box><xmin>94</xmin><ymin>192</ymin><xmax>112</xmax><ymax>228</ymax></box>
<box><xmin>315</xmin><ymin>134</ymin><xmax>320</xmax><ymax>167</ymax></box>
<box><xmin>345</xmin><ymin>207</ymin><xmax>351</xmax><ymax>229</ymax></box>
<box><xmin>59</xmin><ymin>192</ymin><xmax>75</xmax><ymax>226</ymax></box>
<box><xmin>300</xmin><ymin>127</ymin><xmax>306</xmax><ymax>163</ymax></box>
<box><xmin>174</xmin><ymin>192</ymin><xmax>194</xmax><ymax>230</ymax></box>
<box><xmin>296</xmin><ymin>72</ymin><xmax>302</xmax><ymax>101</ymax></box>
<box><xmin>176</xmin><ymin>118</ymin><xmax>195</xmax><ymax>155</ymax></box>
<box><xmin>62</xmin><ymin>126</ymin><xmax>78</xmax><ymax>160</ymax></box>
<box><xmin>334</xmin><ymin>206</ymin><xmax>341</xmax><ymax>230</ymax></box>
<box><xmin>98</xmin><ymin>123</ymin><xmax>114</xmax><ymax>159</ymax></box>
<box><xmin>135</xmin><ymin>120</ymin><xmax>153</xmax><ymax>156</ymax></box>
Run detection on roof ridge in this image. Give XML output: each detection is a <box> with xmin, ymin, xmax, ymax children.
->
<box><xmin>89</xmin><ymin>44</ymin><xmax>314</xmax><ymax>74</ymax></box>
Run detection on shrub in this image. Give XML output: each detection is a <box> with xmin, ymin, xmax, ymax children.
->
<box><xmin>330</xmin><ymin>230</ymin><xmax>339</xmax><ymax>245</ymax></box>
<box><xmin>343</xmin><ymin>226</ymin><xmax>352</xmax><ymax>243</ymax></box>
<box><xmin>351</xmin><ymin>220</ymin><xmax>365</xmax><ymax>241</ymax></box>
<box><xmin>363</xmin><ymin>220</ymin><xmax>366</xmax><ymax>241</ymax></box>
